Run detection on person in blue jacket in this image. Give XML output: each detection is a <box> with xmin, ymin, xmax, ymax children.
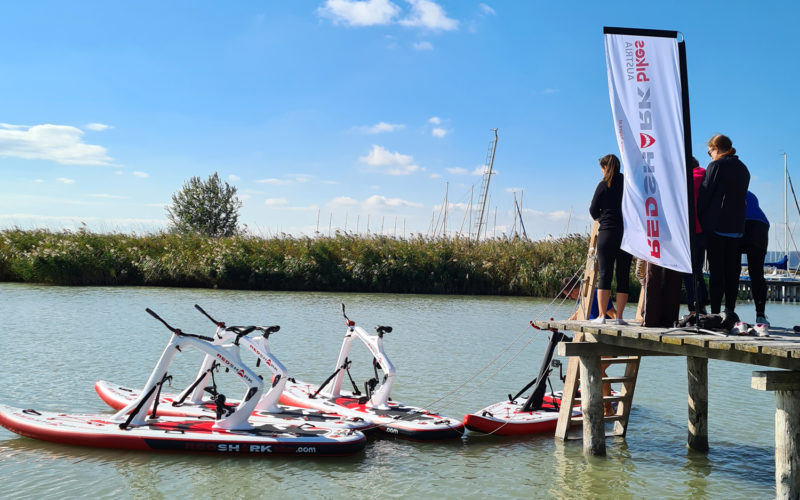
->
<box><xmin>741</xmin><ymin>191</ymin><xmax>770</xmax><ymax>325</ymax></box>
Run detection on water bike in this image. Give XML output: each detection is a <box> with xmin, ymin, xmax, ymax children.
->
<box><xmin>0</xmin><ymin>309</ymin><xmax>366</xmax><ymax>456</ymax></box>
<box><xmin>279</xmin><ymin>305</ymin><xmax>465</xmax><ymax>440</ymax></box>
<box><xmin>463</xmin><ymin>328</ymin><xmax>580</xmax><ymax>435</ymax></box>
<box><xmin>96</xmin><ymin>305</ymin><xmax>370</xmax><ymax>432</ymax></box>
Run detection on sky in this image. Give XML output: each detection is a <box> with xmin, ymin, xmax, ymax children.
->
<box><xmin>1</xmin><ymin>1</ymin><xmax>798</xmax><ymax>246</ymax></box>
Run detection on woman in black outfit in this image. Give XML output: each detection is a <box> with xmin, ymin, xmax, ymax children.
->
<box><xmin>590</xmin><ymin>154</ymin><xmax>632</xmax><ymax>324</ymax></box>
<box><xmin>697</xmin><ymin>134</ymin><xmax>750</xmax><ymax>329</ymax></box>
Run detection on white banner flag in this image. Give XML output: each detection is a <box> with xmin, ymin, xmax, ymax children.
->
<box><xmin>604</xmin><ymin>30</ymin><xmax>691</xmax><ymax>273</ymax></box>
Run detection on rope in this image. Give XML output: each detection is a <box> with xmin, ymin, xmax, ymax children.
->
<box><xmin>415</xmin><ymin>265</ymin><xmax>587</xmax><ymax>416</ymax></box>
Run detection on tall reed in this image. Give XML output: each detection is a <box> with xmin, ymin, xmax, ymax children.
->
<box><xmin>0</xmin><ymin>228</ymin><xmax>637</xmax><ymax>297</ymax></box>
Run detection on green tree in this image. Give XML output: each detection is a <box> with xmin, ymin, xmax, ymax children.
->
<box><xmin>166</xmin><ymin>172</ymin><xmax>242</xmax><ymax>237</ymax></box>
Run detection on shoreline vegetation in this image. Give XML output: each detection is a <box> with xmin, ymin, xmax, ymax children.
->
<box><xmin>0</xmin><ymin>228</ymin><xmax>640</xmax><ymax>298</ymax></box>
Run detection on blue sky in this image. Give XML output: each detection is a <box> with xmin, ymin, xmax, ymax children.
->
<box><xmin>1</xmin><ymin>1</ymin><xmax>798</xmax><ymax>245</ymax></box>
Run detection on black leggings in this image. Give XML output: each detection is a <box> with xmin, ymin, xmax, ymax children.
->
<box><xmin>597</xmin><ymin>228</ymin><xmax>632</xmax><ymax>293</ymax></box>
<box><xmin>741</xmin><ymin>220</ymin><xmax>769</xmax><ymax>315</ymax></box>
<box><xmin>704</xmin><ymin>232</ymin><xmax>742</xmax><ymax>314</ymax></box>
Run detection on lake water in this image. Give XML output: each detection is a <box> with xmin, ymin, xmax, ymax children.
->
<box><xmin>0</xmin><ymin>283</ymin><xmax>791</xmax><ymax>498</ymax></box>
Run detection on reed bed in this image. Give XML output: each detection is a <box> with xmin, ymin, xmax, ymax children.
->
<box><xmin>0</xmin><ymin>228</ymin><xmax>617</xmax><ymax>297</ymax></box>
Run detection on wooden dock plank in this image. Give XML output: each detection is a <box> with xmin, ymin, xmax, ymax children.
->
<box><xmin>533</xmin><ymin>320</ymin><xmax>800</xmax><ymax>370</ymax></box>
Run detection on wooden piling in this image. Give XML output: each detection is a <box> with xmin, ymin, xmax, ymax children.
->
<box><xmin>579</xmin><ymin>355</ymin><xmax>606</xmax><ymax>456</ymax></box>
<box><xmin>753</xmin><ymin>370</ymin><xmax>800</xmax><ymax>499</ymax></box>
<box><xmin>687</xmin><ymin>356</ymin><xmax>709</xmax><ymax>452</ymax></box>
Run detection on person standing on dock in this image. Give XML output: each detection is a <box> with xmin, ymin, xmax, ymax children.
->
<box><xmin>681</xmin><ymin>156</ymin><xmax>708</xmax><ymax>318</ymax></box>
<box><xmin>741</xmin><ymin>190</ymin><xmax>770</xmax><ymax>326</ymax></box>
<box><xmin>697</xmin><ymin>134</ymin><xmax>750</xmax><ymax>330</ymax></box>
<box><xmin>589</xmin><ymin>154</ymin><xmax>632</xmax><ymax>325</ymax></box>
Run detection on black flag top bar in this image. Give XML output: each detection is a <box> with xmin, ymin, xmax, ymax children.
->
<box><xmin>602</xmin><ymin>26</ymin><xmax>694</xmax><ymax>273</ymax></box>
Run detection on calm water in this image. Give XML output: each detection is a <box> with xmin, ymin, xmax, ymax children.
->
<box><xmin>0</xmin><ymin>283</ymin><xmax>792</xmax><ymax>498</ymax></box>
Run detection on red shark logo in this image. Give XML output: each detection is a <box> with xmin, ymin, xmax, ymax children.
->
<box><xmin>640</xmin><ymin>133</ymin><xmax>656</xmax><ymax>148</ymax></box>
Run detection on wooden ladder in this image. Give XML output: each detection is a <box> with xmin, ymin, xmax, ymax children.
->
<box><xmin>554</xmin><ymin>334</ymin><xmax>641</xmax><ymax>440</ymax></box>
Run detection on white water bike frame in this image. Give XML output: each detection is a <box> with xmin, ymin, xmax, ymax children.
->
<box><xmin>111</xmin><ymin>333</ymin><xmax>264</xmax><ymax>431</ymax></box>
<box><xmin>323</xmin><ymin>325</ymin><xmax>396</xmax><ymax>409</ymax></box>
<box><xmin>179</xmin><ymin>326</ymin><xmax>289</xmax><ymax>413</ymax></box>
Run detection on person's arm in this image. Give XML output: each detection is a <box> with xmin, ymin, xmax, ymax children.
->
<box><xmin>589</xmin><ymin>181</ymin><xmax>604</xmax><ymax>220</ymax></box>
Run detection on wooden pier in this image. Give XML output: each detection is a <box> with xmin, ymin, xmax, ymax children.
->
<box><xmin>739</xmin><ymin>278</ymin><xmax>800</xmax><ymax>302</ymax></box>
<box><xmin>534</xmin><ymin>319</ymin><xmax>800</xmax><ymax>499</ymax></box>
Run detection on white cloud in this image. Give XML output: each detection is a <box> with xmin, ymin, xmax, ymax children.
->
<box><xmin>542</xmin><ymin>88</ymin><xmax>559</xmax><ymax>94</ymax></box>
<box><xmin>287</xmin><ymin>173</ymin><xmax>314</xmax><ymax>183</ymax></box>
<box><xmin>399</xmin><ymin>0</ymin><xmax>458</xmax><ymax>30</ymax></box>
<box><xmin>85</xmin><ymin>123</ymin><xmax>112</xmax><ymax>132</ymax></box>
<box><xmin>33</xmin><ymin>179</ymin><xmax>44</xmax><ymax>183</ymax></box>
<box><xmin>0</xmin><ymin>123</ymin><xmax>113</xmax><ymax>166</ymax></box>
<box><xmin>89</xmin><ymin>193</ymin><xmax>126</xmax><ymax>199</ymax></box>
<box><xmin>428</xmin><ymin>116</ymin><xmax>441</xmax><ymax>124</ymax></box>
<box><xmin>132</xmin><ymin>171</ymin><xmax>149</xmax><ymax>178</ymax></box>
<box><xmin>328</xmin><ymin>196</ymin><xmax>359</xmax><ymax>207</ymax></box>
<box><xmin>360</xmin><ymin>121</ymin><xmax>405</xmax><ymax>134</ymax></box>
<box><xmin>359</xmin><ymin>144</ymin><xmax>421</xmax><ymax>175</ymax></box>
<box><xmin>363</xmin><ymin>194</ymin><xmax>423</xmax><ymax>209</ymax></box>
<box><xmin>229</xmin><ymin>174</ymin><xmax>241</xmax><ymax>181</ymax></box>
<box><xmin>413</xmin><ymin>41</ymin><xmax>433</xmax><ymax>51</ymax></box>
<box><xmin>318</xmin><ymin>0</ymin><xmax>400</xmax><ymax>26</ymax></box>
<box><xmin>432</xmin><ymin>127</ymin><xmax>447</xmax><ymax>138</ymax></box>
<box><xmin>264</xmin><ymin>198</ymin><xmax>289</xmax><ymax>207</ymax></box>
<box><xmin>387</xmin><ymin>164</ymin><xmax>420</xmax><ymax>175</ymax></box>
<box><xmin>479</xmin><ymin>3</ymin><xmax>495</xmax><ymax>15</ymax></box>
<box><xmin>446</xmin><ymin>167</ymin><xmax>468</xmax><ymax>175</ymax></box>
<box><xmin>257</xmin><ymin>174</ymin><xmax>313</xmax><ymax>185</ymax></box>
<box><xmin>57</xmin><ymin>177</ymin><xmax>75</xmax><ymax>184</ymax></box>
<box><xmin>473</xmin><ymin>165</ymin><xmax>497</xmax><ymax>175</ymax></box>
<box><xmin>257</xmin><ymin>178</ymin><xmax>290</xmax><ymax>185</ymax></box>
<box><xmin>429</xmin><ymin>173</ymin><xmax>442</xmax><ymax>179</ymax></box>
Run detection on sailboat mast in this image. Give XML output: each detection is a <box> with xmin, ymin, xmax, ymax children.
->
<box><xmin>786</xmin><ymin>152</ymin><xmax>789</xmax><ymax>274</ymax></box>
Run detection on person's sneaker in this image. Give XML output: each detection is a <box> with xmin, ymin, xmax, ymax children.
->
<box><xmin>591</xmin><ymin>316</ymin><xmax>606</xmax><ymax>324</ymax></box>
<box><xmin>615</xmin><ymin>318</ymin><xmax>628</xmax><ymax>326</ymax></box>
<box><xmin>720</xmin><ymin>310</ymin><xmax>739</xmax><ymax>330</ymax></box>
<box><xmin>753</xmin><ymin>323</ymin><xmax>770</xmax><ymax>337</ymax></box>
<box><xmin>731</xmin><ymin>321</ymin><xmax>750</xmax><ymax>336</ymax></box>
<box><xmin>756</xmin><ymin>315</ymin><xmax>770</xmax><ymax>327</ymax></box>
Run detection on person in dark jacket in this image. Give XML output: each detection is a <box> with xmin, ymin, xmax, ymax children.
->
<box><xmin>681</xmin><ymin>156</ymin><xmax>708</xmax><ymax>315</ymax></box>
<box><xmin>589</xmin><ymin>154</ymin><xmax>632</xmax><ymax>325</ymax></box>
<box><xmin>697</xmin><ymin>134</ymin><xmax>750</xmax><ymax>329</ymax></box>
<box><xmin>741</xmin><ymin>191</ymin><xmax>770</xmax><ymax>326</ymax></box>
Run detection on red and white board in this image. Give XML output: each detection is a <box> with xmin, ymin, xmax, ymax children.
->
<box><xmin>0</xmin><ymin>403</ymin><xmax>366</xmax><ymax>456</ymax></box>
<box><xmin>463</xmin><ymin>394</ymin><xmax>579</xmax><ymax>435</ymax></box>
<box><xmin>280</xmin><ymin>379</ymin><xmax>464</xmax><ymax>440</ymax></box>
<box><xmin>95</xmin><ymin>380</ymin><xmax>371</xmax><ymax>432</ymax></box>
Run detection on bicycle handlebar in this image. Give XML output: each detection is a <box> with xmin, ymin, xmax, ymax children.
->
<box><xmin>194</xmin><ymin>304</ymin><xmax>225</xmax><ymax>328</ymax></box>
<box><xmin>145</xmin><ymin>308</ymin><xmax>215</xmax><ymax>342</ymax></box>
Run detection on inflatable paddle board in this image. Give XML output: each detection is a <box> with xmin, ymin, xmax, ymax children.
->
<box><xmin>0</xmin><ymin>404</ymin><xmax>366</xmax><ymax>456</ymax></box>
<box><xmin>462</xmin><ymin>393</ymin><xmax>578</xmax><ymax>435</ymax></box>
<box><xmin>95</xmin><ymin>380</ymin><xmax>370</xmax><ymax>432</ymax></box>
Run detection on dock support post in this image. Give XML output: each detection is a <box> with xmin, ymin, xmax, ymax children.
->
<box><xmin>687</xmin><ymin>356</ymin><xmax>709</xmax><ymax>452</ymax></box>
<box><xmin>752</xmin><ymin>370</ymin><xmax>800</xmax><ymax>499</ymax></box>
<box><xmin>579</xmin><ymin>355</ymin><xmax>606</xmax><ymax>456</ymax></box>
<box><xmin>775</xmin><ymin>390</ymin><xmax>800</xmax><ymax>499</ymax></box>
